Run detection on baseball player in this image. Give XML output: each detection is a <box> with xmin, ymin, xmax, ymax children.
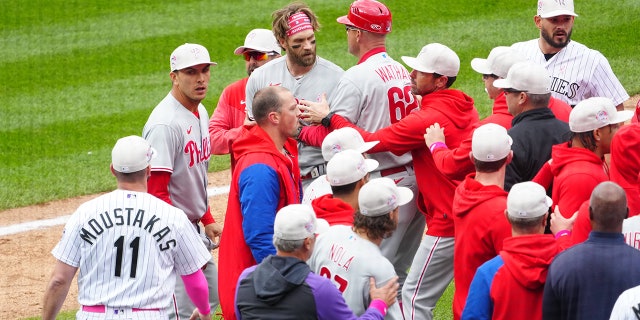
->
<box><xmin>143</xmin><ymin>43</ymin><xmax>221</xmax><ymax>319</ymax></box>
<box><xmin>42</xmin><ymin>136</ymin><xmax>211</xmax><ymax>320</ymax></box>
<box><xmin>209</xmin><ymin>28</ymin><xmax>281</xmax><ymax>155</ymax></box>
<box><xmin>309</xmin><ymin>177</ymin><xmax>413</xmax><ymax>319</ymax></box>
<box><xmin>244</xmin><ymin>2</ymin><xmax>344</xmax><ymax>189</ymax></box>
<box><xmin>298</xmin><ymin>0</ymin><xmax>424</xmax><ymax>293</ymax></box>
<box><xmin>511</xmin><ymin>0</ymin><xmax>629</xmax><ymax>110</ymax></box>
<box><xmin>301</xmin><ymin>43</ymin><xmax>480</xmax><ymax>320</ymax></box>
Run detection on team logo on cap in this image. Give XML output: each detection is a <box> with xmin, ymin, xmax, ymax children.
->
<box><xmin>330</xmin><ymin>144</ymin><xmax>343</xmax><ymax>154</ymax></box>
<box><xmin>595</xmin><ymin>110</ymin><xmax>609</xmax><ymax>123</ymax></box>
<box><xmin>304</xmin><ymin>220</ymin><xmax>314</xmax><ymax>234</ymax></box>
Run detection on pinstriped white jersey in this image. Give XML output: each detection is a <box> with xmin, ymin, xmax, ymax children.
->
<box><xmin>309</xmin><ymin>225</ymin><xmax>402</xmax><ymax>319</ymax></box>
<box><xmin>52</xmin><ymin>190</ymin><xmax>211</xmax><ymax>309</ymax></box>
<box><xmin>143</xmin><ymin>93</ymin><xmax>211</xmax><ymax>222</ymax></box>
<box><xmin>623</xmin><ymin>215</ymin><xmax>640</xmax><ymax>250</ymax></box>
<box><xmin>245</xmin><ymin>56</ymin><xmax>344</xmax><ymax>175</ymax></box>
<box><xmin>329</xmin><ymin>51</ymin><xmax>416</xmax><ymax>171</ymax></box>
<box><xmin>511</xmin><ymin>39</ymin><xmax>629</xmax><ymax>106</ymax></box>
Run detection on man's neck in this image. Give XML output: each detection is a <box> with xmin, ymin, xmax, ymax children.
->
<box><xmin>354</xmin><ymin>227</ymin><xmax>382</xmax><ymax>246</ymax></box>
<box><xmin>170</xmin><ymin>88</ymin><xmax>200</xmax><ymax>113</ymax></box>
<box><xmin>262</xmin><ymin>125</ymin><xmax>286</xmax><ymax>152</ymax></box>
<box><xmin>117</xmin><ymin>182</ymin><xmax>147</xmax><ymax>193</ymax></box>
<box><xmin>474</xmin><ymin>170</ymin><xmax>506</xmax><ymax>189</ymax></box>
<box><xmin>334</xmin><ymin>192</ymin><xmax>359</xmax><ymax>212</ymax></box>
<box><xmin>286</xmin><ymin>57</ymin><xmax>313</xmax><ymax>78</ymax></box>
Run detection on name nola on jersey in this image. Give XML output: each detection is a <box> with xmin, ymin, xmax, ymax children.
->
<box><xmin>79</xmin><ymin>207</ymin><xmax>176</xmax><ymax>251</ymax></box>
<box><xmin>329</xmin><ymin>244</ymin><xmax>354</xmax><ymax>271</ymax></box>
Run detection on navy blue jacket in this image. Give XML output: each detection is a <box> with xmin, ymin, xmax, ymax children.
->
<box><xmin>543</xmin><ymin>232</ymin><xmax>640</xmax><ymax>320</ymax></box>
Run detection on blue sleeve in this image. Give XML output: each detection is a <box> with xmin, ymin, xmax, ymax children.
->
<box><xmin>462</xmin><ymin>255</ymin><xmax>503</xmax><ymax>320</ymax></box>
<box><xmin>308</xmin><ymin>274</ymin><xmax>383</xmax><ymax>320</ymax></box>
<box><xmin>239</xmin><ymin>164</ymin><xmax>280</xmax><ymax>263</ymax></box>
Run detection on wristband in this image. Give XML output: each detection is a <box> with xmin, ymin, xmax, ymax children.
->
<box><xmin>429</xmin><ymin>141</ymin><xmax>447</xmax><ymax>153</ymax></box>
<box><xmin>369</xmin><ymin>299</ymin><xmax>388</xmax><ymax>316</ymax></box>
<box><xmin>555</xmin><ymin>229</ymin><xmax>571</xmax><ymax>239</ymax></box>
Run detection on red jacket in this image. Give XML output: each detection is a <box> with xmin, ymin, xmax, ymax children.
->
<box><xmin>610</xmin><ymin>123</ymin><xmax>640</xmax><ymax>216</ymax></box>
<box><xmin>431</xmin><ymin>94</ymin><xmax>571</xmax><ymax>182</ymax></box>
<box><xmin>452</xmin><ymin>174</ymin><xmax>511</xmax><ymax>320</ymax></box>
<box><xmin>330</xmin><ymin>89</ymin><xmax>478</xmax><ymax>236</ymax></box>
<box><xmin>218</xmin><ymin>125</ymin><xmax>301</xmax><ymax>320</ymax></box>
<box><xmin>492</xmin><ymin>235</ymin><xmax>561</xmax><ymax>320</ymax></box>
<box><xmin>534</xmin><ymin>142</ymin><xmax>609</xmax><ymax>218</ymax></box>
<box><xmin>208</xmin><ymin>77</ymin><xmax>248</xmax><ymax>155</ymax></box>
<box><xmin>311</xmin><ymin>194</ymin><xmax>355</xmax><ymax>226</ymax></box>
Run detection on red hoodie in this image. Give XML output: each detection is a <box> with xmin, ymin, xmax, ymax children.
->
<box><xmin>431</xmin><ymin>94</ymin><xmax>571</xmax><ymax>182</ymax></box>
<box><xmin>311</xmin><ymin>194</ymin><xmax>355</xmax><ymax>226</ymax></box>
<box><xmin>610</xmin><ymin>123</ymin><xmax>640</xmax><ymax>216</ymax></box>
<box><xmin>534</xmin><ymin>142</ymin><xmax>609</xmax><ymax>218</ymax></box>
<box><xmin>451</xmin><ymin>174</ymin><xmax>511</xmax><ymax>320</ymax></box>
<box><xmin>491</xmin><ymin>235</ymin><xmax>561</xmax><ymax>320</ymax></box>
<box><xmin>218</xmin><ymin>125</ymin><xmax>301</xmax><ymax>320</ymax></box>
<box><xmin>330</xmin><ymin>89</ymin><xmax>479</xmax><ymax>236</ymax></box>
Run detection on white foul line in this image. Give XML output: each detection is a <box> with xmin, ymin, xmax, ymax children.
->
<box><xmin>0</xmin><ymin>185</ymin><xmax>231</xmax><ymax>237</ymax></box>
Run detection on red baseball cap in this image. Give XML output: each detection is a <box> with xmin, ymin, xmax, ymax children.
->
<box><xmin>337</xmin><ymin>0</ymin><xmax>391</xmax><ymax>34</ymax></box>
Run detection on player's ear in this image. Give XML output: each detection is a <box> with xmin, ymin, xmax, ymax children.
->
<box><xmin>110</xmin><ymin>164</ymin><xmax>117</xmax><ymax>177</ymax></box>
<box><xmin>534</xmin><ymin>15</ymin><xmax>543</xmax><ymax>29</ymax></box>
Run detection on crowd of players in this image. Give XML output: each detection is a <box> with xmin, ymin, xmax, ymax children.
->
<box><xmin>42</xmin><ymin>0</ymin><xmax>640</xmax><ymax>319</ymax></box>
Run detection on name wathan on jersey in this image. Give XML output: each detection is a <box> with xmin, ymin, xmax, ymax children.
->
<box><xmin>79</xmin><ymin>207</ymin><xmax>176</xmax><ymax>251</ymax></box>
<box><xmin>375</xmin><ymin>64</ymin><xmax>411</xmax><ymax>83</ymax></box>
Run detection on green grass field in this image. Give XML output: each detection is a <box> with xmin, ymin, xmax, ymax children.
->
<box><xmin>3</xmin><ymin>0</ymin><xmax>637</xmax><ymax>319</ymax></box>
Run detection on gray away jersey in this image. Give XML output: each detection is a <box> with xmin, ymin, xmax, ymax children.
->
<box><xmin>329</xmin><ymin>51</ymin><xmax>415</xmax><ymax>171</ymax></box>
<box><xmin>52</xmin><ymin>190</ymin><xmax>211</xmax><ymax>309</ymax></box>
<box><xmin>143</xmin><ymin>93</ymin><xmax>211</xmax><ymax>222</ymax></box>
<box><xmin>245</xmin><ymin>56</ymin><xmax>344</xmax><ymax>175</ymax></box>
<box><xmin>512</xmin><ymin>39</ymin><xmax>629</xmax><ymax>106</ymax></box>
<box><xmin>309</xmin><ymin>225</ymin><xmax>403</xmax><ymax>320</ymax></box>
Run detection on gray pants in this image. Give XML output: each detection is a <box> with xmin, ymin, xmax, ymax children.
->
<box><xmin>168</xmin><ymin>223</ymin><xmax>220</xmax><ymax>319</ymax></box>
<box><xmin>401</xmin><ymin>235</ymin><xmax>454</xmax><ymax>320</ymax></box>
<box><xmin>378</xmin><ymin>173</ymin><xmax>425</xmax><ymax>291</ymax></box>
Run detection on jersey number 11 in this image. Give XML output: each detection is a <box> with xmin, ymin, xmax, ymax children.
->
<box><xmin>114</xmin><ymin>236</ymin><xmax>140</xmax><ymax>278</ymax></box>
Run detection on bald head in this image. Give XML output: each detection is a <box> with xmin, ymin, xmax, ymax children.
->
<box><xmin>589</xmin><ymin>181</ymin><xmax>628</xmax><ymax>232</ymax></box>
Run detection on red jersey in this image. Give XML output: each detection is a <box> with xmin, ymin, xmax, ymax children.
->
<box><xmin>208</xmin><ymin>77</ymin><xmax>249</xmax><ymax>155</ymax></box>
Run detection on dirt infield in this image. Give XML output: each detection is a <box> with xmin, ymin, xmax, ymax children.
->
<box><xmin>0</xmin><ymin>169</ymin><xmax>231</xmax><ymax>319</ymax></box>
<box><xmin>1</xmin><ymin>95</ymin><xmax>638</xmax><ymax>319</ymax></box>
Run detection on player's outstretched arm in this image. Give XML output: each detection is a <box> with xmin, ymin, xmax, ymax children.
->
<box><xmin>42</xmin><ymin>260</ymin><xmax>78</xmax><ymax>320</ymax></box>
<box><xmin>369</xmin><ymin>276</ymin><xmax>399</xmax><ymax>308</ymax></box>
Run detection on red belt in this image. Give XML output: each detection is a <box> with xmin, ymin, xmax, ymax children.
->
<box><xmin>380</xmin><ymin>165</ymin><xmax>407</xmax><ymax>177</ymax></box>
<box><xmin>82</xmin><ymin>305</ymin><xmax>160</xmax><ymax>313</ymax></box>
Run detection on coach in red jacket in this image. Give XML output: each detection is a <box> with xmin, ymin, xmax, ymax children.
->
<box><xmin>301</xmin><ymin>42</ymin><xmax>479</xmax><ymax>320</ymax></box>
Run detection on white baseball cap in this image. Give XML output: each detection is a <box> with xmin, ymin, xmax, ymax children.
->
<box><xmin>569</xmin><ymin>97</ymin><xmax>633</xmax><ymax>133</ymax></box>
<box><xmin>273</xmin><ymin>204</ymin><xmax>329</xmax><ymax>240</ymax></box>
<box><xmin>507</xmin><ymin>181</ymin><xmax>553</xmax><ymax>218</ymax></box>
<box><xmin>326</xmin><ymin>149</ymin><xmax>378</xmax><ymax>186</ymax></box>
<box><xmin>401</xmin><ymin>43</ymin><xmax>460</xmax><ymax>77</ymax></box>
<box><xmin>472</xmin><ymin>123</ymin><xmax>513</xmax><ymax>162</ymax></box>
<box><xmin>359</xmin><ymin>178</ymin><xmax>414</xmax><ymax>217</ymax></box>
<box><xmin>233</xmin><ymin>29</ymin><xmax>282</xmax><ymax>55</ymax></box>
<box><xmin>537</xmin><ymin>0</ymin><xmax>578</xmax><ymax>18</ymax></box>
<box><xmin>493</xmin><ymin>61</ymin><xmax>551</xmax><ymax>94</ymax></box>
<box><xmin>170</xmin><ymin>43</ymin><xmax>217</xmax><ymax>71</ymax></box>
<box><xmin>111</xmin><ymin>136</ymin><xmax>156</xmax><ymax>173</ymax></box>
<box><xmin>321</xmin><ymin>127</ymin><xmax>379</xmax><ymax>162</ymax></box>
<box><xmin>470</xmin><ymin>46</ymin><xmax>526</xmax><ymax>79</ymax></box>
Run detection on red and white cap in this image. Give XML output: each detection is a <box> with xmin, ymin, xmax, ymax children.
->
<box><xmin>111</xmin><ymin>136</ymin><xmax>156</xmax><ymax>173</ymax></box>
<box><xmin>170</xmin><ymin>43</ymin><xmax>217</xmax><ymax>71</ymax></box>
<box><xmin>337</xmin><ymin>0</ymin><xmax>392</xmax><ymax>34</ymax></box>
<box><xmin>233</xmin><ymin>29</ymin><xmax>281</xmax><ymax>55</ymax></box>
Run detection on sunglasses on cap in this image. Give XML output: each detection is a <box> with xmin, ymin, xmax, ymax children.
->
<box><xmin>243</xmin><ymin>51</ymin><xmax>276</xmax><ymax>62</ymax></box>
